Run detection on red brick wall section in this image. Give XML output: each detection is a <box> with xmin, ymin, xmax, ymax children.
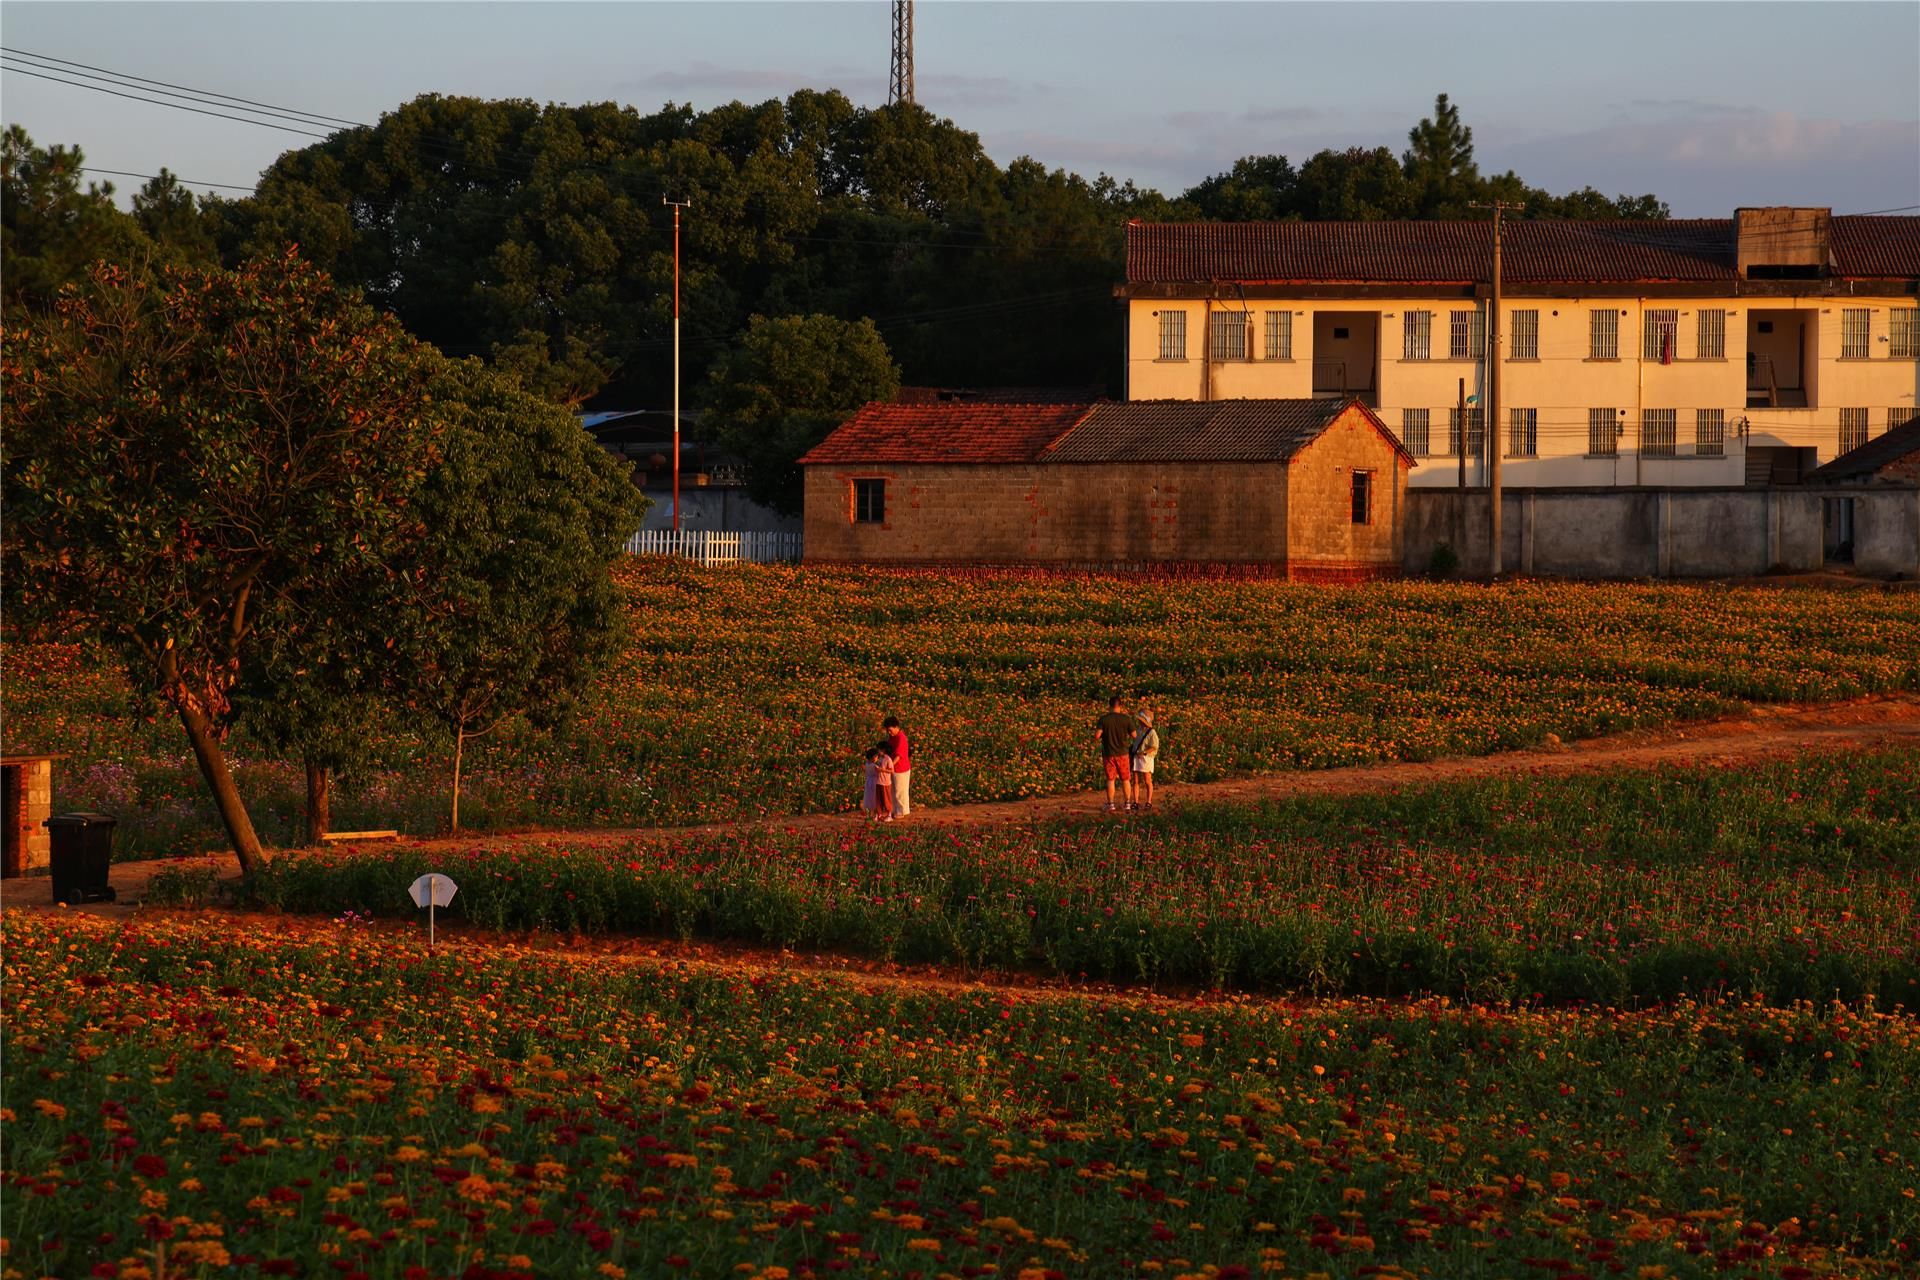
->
<box><xmin>805</xmin><ymin>462</ymin><xmax>1293</xmax><ymax>564</ymax></box>
<box><xmin>1284</xmin><ymin>405</ymin><xmax>1409</xmax><ymax>568</ymax></box>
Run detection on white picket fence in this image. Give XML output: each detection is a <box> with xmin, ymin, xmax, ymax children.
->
<box><xmin>625</xmin><ymin>529</ymin><xmax>803</xmax><ymax>565</ymax></box>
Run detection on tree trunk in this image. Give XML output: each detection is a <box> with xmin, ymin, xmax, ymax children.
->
<box><xmin>449</xmin><ymin>727</ymin><xmax>465</xmax><ymax>834</ymax></box>
<box><xmin>304</xmin><ymin>760</ymin><xmax>331</xmax><ymax>846</ymax></box>
<box><xmin>176</xmin><ymin>701</ymin><xmax>266</xmax><ymax>875</ymax></box>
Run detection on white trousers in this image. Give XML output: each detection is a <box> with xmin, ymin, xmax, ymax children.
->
<box><xmin>892</xmin><ymin>769</ymin><xmax>911</xmax><ymax>816</ymax></box>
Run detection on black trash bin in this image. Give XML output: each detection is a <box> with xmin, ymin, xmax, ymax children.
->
<box><xmin>46</xmin><ymin>813</ymin><xmax>118</xmax><ymax>905</ymax></box>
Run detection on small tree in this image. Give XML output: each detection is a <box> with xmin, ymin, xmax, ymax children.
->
<box><xmin>395</xmin><ymin>360</ymin><xmax>646</xmax><ymax>831</ymax></box>
<box><xmin>2</xmin><ymin>253</ymin><xmax>441</xmax><ymax>872</ymax></box>
<box><xmin>705</xmin><ymin>313</ymin><xmax>900</xmax><ymax>515</ymax></box>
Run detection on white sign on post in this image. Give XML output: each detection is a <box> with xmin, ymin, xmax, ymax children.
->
<box><xmin>407</xmin><ymin>873</ymin><xmax>459</xmax><ymax>947</ymax></box>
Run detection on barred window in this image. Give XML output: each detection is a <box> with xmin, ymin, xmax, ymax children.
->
<box><xmin>1893</xmin><ymin>406</ymin><xmax>1920</xmax><ymax>431</ymax></box>
<box><xmin>1448</xmin><ymin>406</ymin><xmax>1485</xmax><ymax>458</ymax></box>
<box><xmin>1263</xmin><ymin>310</ymin><xmax>1292</xmax><ymax>360</ymax></box>
<box><xmin>1839</xmin><ymin>408</ymin><xmax>1869</xmax><ymax>454</ymax></box>
<box><xmin>1449</xmin><ymin>308</ymin><xmax>1485</xmax><ymax>360</ymax></box>
<box><xmin>1590</xmin><ymin>309</ymin><xmax>1619</xmax><ymax>359</ymax></box>
<box><xmin>1642</xmin><ymin>309</ymin><xmax>1679</xmax><ymax>362</ymax></box>
<box><xmin>1403</xmin><ymin>310</ymin><xmax>1432</xmax><ymax>361</ymax></box>
<box><xmin>1507</xmin><ymin>408</ymin><xmax>1537</xmax><ymax>457</ymax></box>
<box><xmin>1695</xmin><ymin>409</ymin><xmax>1725</xmax><ymax>457</ymax></box>
<box><xmin>1840</xmin><ymin>309</ymin><xmax>1870</xmax><ymax>359</ymax></box>
<box><xmin>1892</xmin><ymin>308</ymin><xmax>1919</xmax><ymax>359</ymax></box>
<box><xmin>1158</xmin><ymin>309</ymin><xmax>1187</xmax><ymax>360</ymax></box>
<box><xmin>1510</xmin><ymin>309</ymin><xmax>1539</xmax><ymax>360</ymax></box>
<box><xmin>1401</xmin><ymin>408</ymin><xmax>1431</xmax><ymax>456</ymax></box>
<box><xmin>1697</xmin><ymin>309</ymin><xmax>1726</xmax><ymax>359</ymax></box>
<box><xmin>1211</xmin><ymin>310</ymin><xmax>1249</xmax><ymax>361</ymax></box>
<box><xmin>1588</xmin><ymin>408</ymin><xmax>1618</xmax><ymax>457</ymax></box>
<box><xmin>1641</xmin><ymin>409</ymin><xmax>1677</xmax><ymax>457</ymax></box>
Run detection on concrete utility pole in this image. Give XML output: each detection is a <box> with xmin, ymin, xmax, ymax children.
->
<box><xmin>663</xmin><ymin>196</ymin><xmax>691</xmax><ymax>531</ymax></box>
<box><xmin>1471</xmin><ymin>199</ymin><xmax>1523</xmax><ymax>575</ymax></box>
<box><xmin>889</xmin><ymin>1</ymin><xmax>915</xmax><ymax>105</ymax></box>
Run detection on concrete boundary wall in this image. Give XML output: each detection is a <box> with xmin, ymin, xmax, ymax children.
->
<box><xmin>1405</xmin><ymin>486</ymin><xmax>1920</xmax><ymax>579</ymax></box>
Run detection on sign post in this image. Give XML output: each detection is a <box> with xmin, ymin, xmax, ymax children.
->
<box><xmin>407</xmin><ymin>873</ymin><xmax>459</xmax><ymax>948</ymax></box>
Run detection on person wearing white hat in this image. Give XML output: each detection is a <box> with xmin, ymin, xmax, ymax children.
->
<box><xmin>1130</xmin><ymin>709</ymin><xmax>1160</xmax><ymax>810</ymax></box>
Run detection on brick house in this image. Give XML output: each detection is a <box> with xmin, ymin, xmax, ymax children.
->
<box><xmin>799</xmin><ymin>397</ymin><xmax>1413</xmax><ymax>578</ymax></box>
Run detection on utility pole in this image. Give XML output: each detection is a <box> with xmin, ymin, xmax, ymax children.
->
<box><xmin>889</xmin><ymin>1</ymin><xmax>915</xmax><ymax>105</ymax></box>
<box><xmin>1470</xmin><ymin>199</ymin><xmax>1523</xmax><ymax>575</ymax></box>
<box><xmin>663</xmin><ymin>196</ymin><xmax>691</xmax><ymax>531</ymax></box>
<box><xmin>1456</xmin><ymin>377</ymin><xmax>1466</xmax><ymax>490</ymax></box>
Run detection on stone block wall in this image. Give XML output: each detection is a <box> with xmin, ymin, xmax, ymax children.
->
<box><xmin>3</xmin><ymin>759</ymin><xmax>55</xmax><ymax>876</ymax></box>
<box><xmin>1285</xmin><ymin>410</ymin><xmax>1410</xmax><ymax>569</ymax></box>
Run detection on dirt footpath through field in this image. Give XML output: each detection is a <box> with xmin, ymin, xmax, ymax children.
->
<box><xmin>7</xmin><ymin>692</ymin><xmax>1919</xmax><ymax>914</ymax></box>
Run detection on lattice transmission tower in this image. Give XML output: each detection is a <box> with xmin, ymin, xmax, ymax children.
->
<box><xmin>888</xmin><ymin>0</ymin><xmax>914</xmax><ymax>105</ymax></box>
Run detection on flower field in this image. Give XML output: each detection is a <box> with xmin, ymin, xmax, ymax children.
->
<box><xmin>6</xmin><ymin>564</ymin><xmax>1920</xmax><ymax>856</ymax></box>
<box><xmin>4</xmin><ymin>910</ymin><xmax>1917</xmax><ymax>1280</ymax></box>
<box><xmin>240</xmin><ymin>747</ymin><xmax>1920</xmax><ymax>1006</ymax></box>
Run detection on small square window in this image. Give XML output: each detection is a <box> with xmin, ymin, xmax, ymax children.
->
<box><xmin>1333</xmin><ymin>326</ymin><xmax>1350</xmax><ymax>340</ymax></box>
<box><xmin>1757</xmin><ymin>320</ymin><xmax>1774</xmax><ymax>334</ymax></box>
<box><xmin>1350</xmin><ymin>470</ymin><xmax>1372</xmax><ymax>525</ymax></box>
<box><xmin>853</xmin><ymin>478</ymin><xmax>886</xmax><ymax>524</ymax></box>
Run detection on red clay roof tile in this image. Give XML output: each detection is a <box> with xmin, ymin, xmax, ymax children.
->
<box><xmin>798</xmin><ymin>402</ymin><xmax>1094</xmax><ymax>466</ymax></box>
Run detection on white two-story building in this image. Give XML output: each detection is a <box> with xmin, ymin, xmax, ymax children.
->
<box><xmin>1119</xmin><ymin>208</ymin><xmax>1920</xmax><ymax>488</ymax></box>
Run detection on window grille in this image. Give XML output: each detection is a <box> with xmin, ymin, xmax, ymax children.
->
<box><xmin>1158</xmin><ymin>310</ymin><xmax>1186</xmax><ymax>360</ymax></box>
<box><xmin>1264</xmin><ymin>310</ymin><xmax>1291</xmax><ymax>360</ymax></box>
<box><xmin>854</xmin><ymin>479</ymin><xmax>886</xmax><ymax>524</ymax></box>
<box><xmin>1695</xmin><ymin>409</ymin><xmax>1725</xmax><ymax>457</ymax></box>
<box><xmin>1697</xmin><ymin>309</ymin><xmax>1726</xmax><ymax>359</ymax></box>
<box><xmin>1840</xmin><ymin>309</ymin><xmax>1870</xmax><ymax>359</ymax></box>
<box><xmin>1351</xmin><ymin>471</ymin><xmax>1372</xmax><ymax>525</ymax></box>
<box><xmin>1642</xmin><ymin>309</ymin><xmax>1679</xmax><ymax>362</ymax></box>
<box><xmin>1590</xmin><ymin>309</ymin><xmax>1619</xmax><ymax>359</ymax></box>
<box><xmin>1839</xmin><ymin>408</ymin><xmax>1869</xmax><ymax>454</ymax></box>
<box><xmin>1641</xmin><ymin>409</ymin><xmax>1677</xmax><ymax>457</ymax></box>
<box><xmin>1403</xmin><ymin>310</ymin><xmax>1432</xmax><ymax>361</ymax></box>
<box><xmin>1401</xmin><ymin>408</ymin><xmax>1430</xmax><ymax>456</ymax></box>
<box><xmin>1449</xmin><ymin>308</ymin><xmax>1485</xmax><ymax>360</ymax></box>
<box><xmin>1893</xmin><ymin>407</ymin><xmax>1920</xmax><ymax>431</ymax></box>
<box><xmin>1448</xmin><ymin>406</ymin><xmax>1485</xmax><ymax>458</ymax></box>
<box><xmin>1892</xmin><ymin>308</ymin><xmax>1919</xmax><ymax>359</ymax></box>
<box><xmin>1588</xmin><ymin>408</ymin><xmax>1618</xmax><ymax>457</ymax></box>
<box><xmin>1507</xmin><ymin>407</ymin><xmax>1537</xmax><ymax>457</ymax></box>
<box><xmin>1510</xmin><ymin>309</ymin><xmax>1538</xmax><ymax>360</ymax></box>
<box><xmin>1210</xmin><ymin>310</ymin><xmax>1249</xmax><ymax>361</ymax></box>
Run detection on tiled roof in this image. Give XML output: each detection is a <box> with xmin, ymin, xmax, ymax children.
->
<box><xmin>797</xmin><ymin>402</ymin><xmax>1093</xmax><ymax>465</ymax></box>
<box><xmin>1805</xmin><ymin>414</ymin><xmax>1920</xmax><ymax>482</ymax></box>
<box><xmin>1125</xmin><ymin>217</ymin><xmax>1920</xmax><ymax>285</ymax></box>
<box><xmin>1046</xmin><ymin>398</ymin><xmax>1410</xmax><ymax>464</ymax></box>
<box><xmin>1829</xmin><ymin>217</ymin><xmax>1920</xmax><ymax>278</ymax></box>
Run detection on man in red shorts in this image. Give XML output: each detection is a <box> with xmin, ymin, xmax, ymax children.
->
<box><xmin>1095</xmin><ymin>695</ymin><xmax>1137</xmax><ymax>812</ymax></box>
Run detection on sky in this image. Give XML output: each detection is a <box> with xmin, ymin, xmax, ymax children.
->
<box><xmin>3</xmin><ymin>1</ymin><xmax>1917</xmax><ymax>218</ymax></box>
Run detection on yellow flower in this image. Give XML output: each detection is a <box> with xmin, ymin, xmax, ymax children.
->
<box><xmin>907</xmin><ymin>1238</ymin><xmax>942</xmax><ymax>1252</ymax></box>
<box><xmin>454</xmin><ymin>1174</ymin><xmax>494</xmax><ymax>1202</ymax></box>
<box><xmin>32</xmin><ymin>1100</ymin><xmax>66</xmax><ymax>1121</ymax></box>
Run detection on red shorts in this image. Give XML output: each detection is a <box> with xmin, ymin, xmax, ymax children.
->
<box><xmin>1104</xmin><ymin>756</ymin><xmax>1130</xmax><ymax>782</ymax></box>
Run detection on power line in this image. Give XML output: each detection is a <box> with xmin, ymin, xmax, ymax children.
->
<box><xmin>0</xmin><ymin>64</ymin><xmax>333</xmax><ymax>139</ymax></box>
<box><xmin>79</xmin><ymin>166</ymin><xmax>257</xmax><ymax>193</ymax></box>
<box><xmin>1</xmin><ymin>46</ymin><xmax>367</xmax><ymax>128</ymax></box>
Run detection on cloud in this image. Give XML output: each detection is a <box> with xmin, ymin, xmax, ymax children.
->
<box><xmin>1494</xmin><ymin>110</ymin><xmax>1920</xmax><ymax>215</ymax></box>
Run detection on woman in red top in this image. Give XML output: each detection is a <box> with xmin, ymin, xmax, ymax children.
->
<box><xmin>882</xmin><ymin>716</ymin><xmax>911</xmax><ymax>817</ymax></box>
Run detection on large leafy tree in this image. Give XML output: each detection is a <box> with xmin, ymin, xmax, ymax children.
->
<box><xmin>0</xmin><ymin>126</ymin><xmax>146</xmax><ymax>310</ymax></box>
<box><xmin>392</xmin><ymin>360</ymin><xmax>646</xmax><ymax>831</ymax></box>
<box><xmin>1</xmin><ymin>252</ymin><xmax>442</xmax><ymax>872</ymax></box>
<box><xmin>704</xmin><ymin>313</ymin><xmax>900</xmax><ymax>515</ymax></box>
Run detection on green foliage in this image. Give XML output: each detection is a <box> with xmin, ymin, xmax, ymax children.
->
<box><xmin>246</xmin><ymin>747</ymin><xmax>1920</xmax><ymax>1006</ymax></box>
<box><xmin>1</xmin><ymin>251</ymin><xmax>444</xmax><ymax>866</ymax></box>
<box><xmin>1428</xmin><ymin>541</ymin><xmax>1460</xmax><ymax>577</ymax></box>
<box><xmin>704</xmin><ymin>313</ymin><xmax>900</xmax><ymax>513</ymax></box>
<box><xmin>1403</xmin><ymin>92</ymin><xmax>1480</xmax><ymax>217</ymax></box>
<box><xmin>392</xmin><ymin>359</ymin><xmax>647</xmax><ymax>825</ymax></box>
<box><xmin>0</xmin><ymin>126</ymin><xmax>146</xmax><ymax>310</ymax></box>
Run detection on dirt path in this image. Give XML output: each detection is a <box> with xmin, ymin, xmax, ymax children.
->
<box><xmin>7</xmin><ymin>691</ymin><xmax>1918</xmax><ymax>913</ymax></box>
